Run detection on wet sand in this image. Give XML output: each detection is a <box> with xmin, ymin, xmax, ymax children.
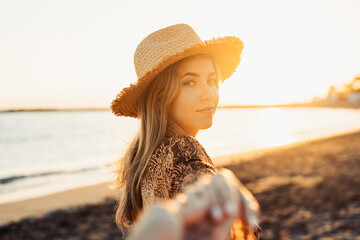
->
<box><xmin>1</xmin><ymin>131</ymin><xmax>360</xmax><ymax>240</ymax></box>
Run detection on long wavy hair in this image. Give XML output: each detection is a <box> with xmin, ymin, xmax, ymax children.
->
<box><xmin>114</xmin><ymin>54</ymin><xmax>220</xmax><ymax>234</ymax></box>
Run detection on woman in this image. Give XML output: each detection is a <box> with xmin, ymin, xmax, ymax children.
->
<box><xmin>111</xmin><ymin>23</ymin><xmax>260</xmax><ymax>239</ymax></box>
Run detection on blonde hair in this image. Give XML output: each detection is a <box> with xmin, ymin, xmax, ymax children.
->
<box><xmin>114</xmin><ymin>54</ymin><xmax>220</xmax><ymax>234</ymax></box>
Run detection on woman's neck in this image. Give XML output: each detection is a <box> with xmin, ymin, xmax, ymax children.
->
<box><xmin>166</xmin><ymin>125</ymin><xmax>198</xmax><ymax>138</ymax></box>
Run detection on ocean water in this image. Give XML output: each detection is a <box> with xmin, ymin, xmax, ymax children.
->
<box><xmin>1</xmin><ymin>107</ymin><xmax>360</xmax><ymax>204</ymax></box>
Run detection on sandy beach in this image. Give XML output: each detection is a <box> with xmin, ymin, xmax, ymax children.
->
<box><xmin>0</xmin><ymin>182</ymin><xmax>115</xmax><ymax>226</ymax></box>
<box><xmin>1</xmin><ymin>131</ymin><xmax>360</xmax><ymax>239</ymax></box>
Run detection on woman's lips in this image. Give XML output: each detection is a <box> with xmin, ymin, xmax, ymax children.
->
<box><xmin>196</xmin><ymin>108</ymin><xmax>215</xmax><ymax>114</ymax></box>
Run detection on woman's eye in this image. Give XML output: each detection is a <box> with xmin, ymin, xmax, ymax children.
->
<box><xmin>184</xmin><ymin>80</ymin><xmax>195</xmax><ymax>86</ymax></box>
<box><xmin>208</xmin><ymin>79</ymin><xmax>219</xmax><ymax>87</ymax></box>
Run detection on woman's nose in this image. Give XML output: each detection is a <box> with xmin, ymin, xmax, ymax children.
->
<box><xmin>200</xmin><ymin>82</ymin><xmax>217</xmax><ymax>101</ymax></box>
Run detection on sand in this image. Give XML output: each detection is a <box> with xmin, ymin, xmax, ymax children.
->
<box><xmin>0</xmin><ymin>182</ymin><xmax>115</xmax><ymax>226</ymax></box>
<box><xmin>228</xmin><ymin>131</ymin><xmax>360</xmax><ymax>239</ymax></box>
<box><xmin>1</xmin><ymin>130</ymin><xmax>360</xmax><ymax>239</ymax></box>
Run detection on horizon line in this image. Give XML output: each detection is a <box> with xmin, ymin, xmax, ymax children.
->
<box><xmin>1</xmin><ymin>102</ymin><xmax>360</xmax><ymax>112</ymax></box>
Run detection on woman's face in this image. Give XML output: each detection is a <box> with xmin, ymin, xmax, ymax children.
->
<box><xmin>169</xmin><ymin>55</ymin><xmax>219</xmax><ymax>137</ymax></box>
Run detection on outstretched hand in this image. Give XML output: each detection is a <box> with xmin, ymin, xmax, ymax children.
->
<box><xmin>128</xmin><ymin>168</ymin><xmax>260</xmax><ymax>240</ymax></box>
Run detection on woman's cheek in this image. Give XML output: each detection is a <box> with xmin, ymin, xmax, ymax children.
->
<box><xmin>212</xmin><ymin>87</ymin><xmax>219</xmax><ymax>105</ymax></box>
<box><xmin>180</xmin><ymin>89</ymin><xmax>196</xmax><ymax>105</ymax></box>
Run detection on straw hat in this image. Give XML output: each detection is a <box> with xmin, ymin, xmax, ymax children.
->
<box><xmin>111</xmin><ymin>23</ymin><xmax>243</xmax><ymax>118</ymax></box>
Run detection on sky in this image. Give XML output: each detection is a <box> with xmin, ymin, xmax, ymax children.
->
<box><xmin>1</xmin><ymin>0</ymin><xmax>360</xmax><ymax>110</ymax></box>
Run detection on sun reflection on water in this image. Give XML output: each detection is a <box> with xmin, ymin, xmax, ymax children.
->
<box><xmin>256</xmin><ymin>108</ymin><xmax>295</xmax><ymax>148</ymax></box>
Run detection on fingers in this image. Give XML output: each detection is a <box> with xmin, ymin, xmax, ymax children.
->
<box><xmin>192</xmin><ymin>173</ymin><xmax>239</xmax><ymax>223</ymax></box>
<box><xmin>205</xmin><ymin>175</ymin><xmax>225</xmax><ymax>222</ymax></box>
<box><xmin>177</xmin><ymin>173</ymin><xmax>234</xmax><ymax>226</ymax></box>
<box><xmin>176</xmin><ymin>176</ymin><xmax>213</xmax><ymax>226</ymax></box>
<box><xmin>208</xmin><ymin>174</ymin><xmax>238</xmax><ymax>222</ymax></box>
<box><xmin>178</xmin><ymin>169</ymin><xmax>261</xmax><ymax>231</ymax></box>
<box><xmin>235</xmin><ymin>178</ymin><xmax>261</xmax><ymax>229</ymax></box>
<box><xmin>218</xmin><ymin>168</ymin><xmax>261</xmax><ymax>229</ymax></box>
<box><xmin>176</xmin><ymin>190</ymin><xmax>208</xmax><ymax>226</ymax></box>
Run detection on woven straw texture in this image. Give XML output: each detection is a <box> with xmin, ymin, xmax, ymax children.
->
<box><xmin>111</xmin><ymin>24</ymin><xmax>243</xmax><ymax>118</ymax></box>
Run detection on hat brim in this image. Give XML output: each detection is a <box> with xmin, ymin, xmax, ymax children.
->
<box><xmin>111</xmin><ymin>36</ymin><xmax>243</xmax><ymax>118</ymax></box>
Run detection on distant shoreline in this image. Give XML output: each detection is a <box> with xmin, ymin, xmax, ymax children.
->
<box><xmin>0</xmin><ymin>108</ymin><xmax>111</xmax><ymax>113</ymax></box>
<box><xmin>219</xmin><ymin>102</ymin><xmax>360</xmax><ymax>109</ymax></box>
<box><xmin>1</xmin><ymin>103</ymin><xmax>359</xmax><ymax>112</ymax></box>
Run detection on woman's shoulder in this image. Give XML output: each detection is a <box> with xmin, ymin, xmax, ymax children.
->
<box><xmin>163</xmin><ymin>135</ymin><xmax>203</xmax><ymax>148</ymax></box>
<box><xmin>161</xmin><ymin>134</ymin><xmax>212</xmax><ymax>165</ymax></box>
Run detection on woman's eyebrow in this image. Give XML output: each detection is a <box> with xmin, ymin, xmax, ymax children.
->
<box><xmin>180</xmin><ymin>72</ymin><xmax>198</xmax><ymax>79</ymax></box>
<box><xmin>208</xmin><ymin>72</ymin><xmax>217</xmax><ymax>77</ymax></box>
<box><xmin>180</xmin><ymin>72</ymin><xmax>217</xmax><ymax>79</ymax></box>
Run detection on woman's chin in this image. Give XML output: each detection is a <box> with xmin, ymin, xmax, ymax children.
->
<box><xmin>198</xmin><ymin>120</ymin><xmax>213</xmax><ymax>130</ymax></box>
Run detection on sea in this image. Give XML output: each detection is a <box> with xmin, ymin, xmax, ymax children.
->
<box><xmin>1</xmin><ymin>107</ymin><xmax>360</xmax><ymax>204</ymax></box>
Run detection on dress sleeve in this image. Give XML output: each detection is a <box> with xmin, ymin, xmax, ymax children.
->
<box><xmin>166</xmin><ymin>135</ymin><xmax>217</xmax><ymax>198</ymax></box>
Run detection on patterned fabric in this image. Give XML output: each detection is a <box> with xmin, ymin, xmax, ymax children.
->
<box><xmin>141</xmin><ymin>134</ymin><xmax>216</xmax><ymax>208</ymax></box>
<box><xmin>140</xmin><ymin>134</ymin><xmax>261</xmax><ymax>240</ymax></box>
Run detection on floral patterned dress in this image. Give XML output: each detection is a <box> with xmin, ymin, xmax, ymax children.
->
<box><xmin>140</xmin><ymin>134</ymin><xmax>261</xmax><ymax>240</ymax></box>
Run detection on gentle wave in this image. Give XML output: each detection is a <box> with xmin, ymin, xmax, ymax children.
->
<box><xmin>0</xmin><ymin>165</ymin><xmax>112</xmax><ymax>185</ymax></box>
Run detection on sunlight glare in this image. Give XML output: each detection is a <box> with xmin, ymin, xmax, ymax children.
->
<box><xmin>256</xmin><ymin>108</ymin><xmax>295</xmax><ymax>148</ymax></box>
